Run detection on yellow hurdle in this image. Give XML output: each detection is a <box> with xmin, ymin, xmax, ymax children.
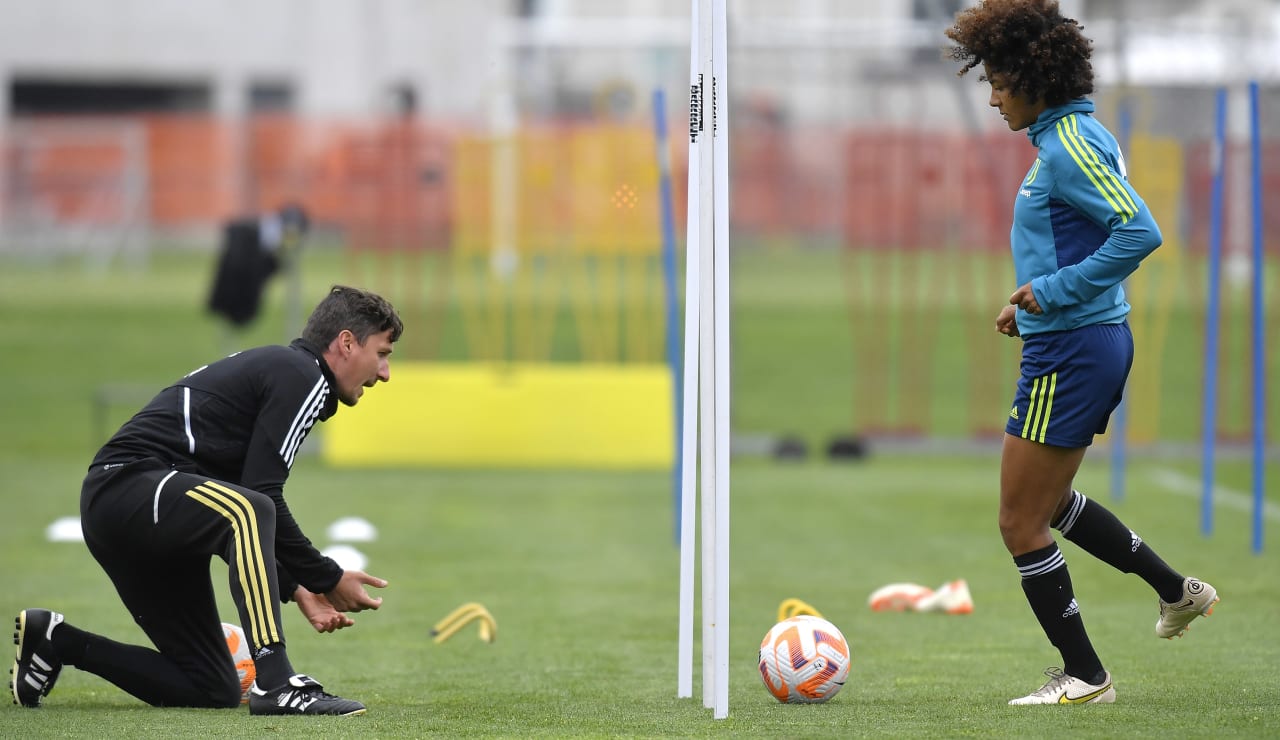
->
<box><xmin>431</xmin><ymin>602</ymin><xmax>497</xmax><ymax>644</ymax></box>
<box><xmin>776</xmin><ymin>598</ymin><xmax>824</xmax><ymax>622</ymax></box>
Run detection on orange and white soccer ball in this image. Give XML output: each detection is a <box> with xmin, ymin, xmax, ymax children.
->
<box><xmin>758</xmin><ymin>615</ymin><xmax>850</xmax><ymax>704</ymax></box>
<box><xmin>222</xmin><ymin>622</ymin><xmax>256</xmax><ymax>705</ymax></box>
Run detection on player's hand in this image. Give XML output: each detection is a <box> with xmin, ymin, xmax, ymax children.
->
<box><xmin>1009</xmin><ymin>283</ymin><xmax>1042</xmax><ymax>315</ymax></box>
<box><xmin>325</xmin><ymin>570</ymin><xmax>388</xmax><ymax>613</ymax></box>
<box><xmin>293</xmin><ymin>586</ymin><xmax>355</xmax><ymax>633</ymax></box>
<box><xmin>995</xmin><ymin>305</ymin><xmax>1020</xmax><ymax>337</ymax></box>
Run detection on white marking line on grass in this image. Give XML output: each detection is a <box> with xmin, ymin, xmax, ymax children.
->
<box><xmin>1149</xmin><ymin>468</ymin><xmax>1280</xmax><ymax>522</ymax></box>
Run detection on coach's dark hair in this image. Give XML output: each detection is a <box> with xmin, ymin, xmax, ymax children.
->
<box><xmin>945</xmin><ymin>0</ymin><xmax>1094</xmax><ymax>107</ymax></box>
<box><xmin>302</xmin><ymin>285</ymin><xmax>404</xmax><ymax>346</ymax></box>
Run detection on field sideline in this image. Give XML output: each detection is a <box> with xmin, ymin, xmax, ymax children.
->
<box><xmin>1</xmin><ymin>248</ymin><xmax>1276</xmax><ymax>737</ymax></box>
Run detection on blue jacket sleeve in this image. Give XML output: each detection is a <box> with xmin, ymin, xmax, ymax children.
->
<box><xmin>1031</xmin><ymin>144</ymin><xmax>1163</xmax><ymax>310</ymax></box>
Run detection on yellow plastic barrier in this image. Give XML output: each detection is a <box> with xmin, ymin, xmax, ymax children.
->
<box><xmin>431</xmin><ymin>602</ymin><xmax>497</xmax><ymax>644</ymax></box>
<box><xmin>322</xmin><ymin>362</ymin><xmax>674</xmax><ymax>469</ymax></box>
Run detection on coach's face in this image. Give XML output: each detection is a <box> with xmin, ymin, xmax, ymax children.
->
<box><xmin>331</xmin><ymin>328</ymin><xmax>394</xmax><ymax>406</ymax></box>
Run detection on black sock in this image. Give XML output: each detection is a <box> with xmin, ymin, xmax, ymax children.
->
<box><xmin>1053</xmin><ymin>489</ymin><xmax>1185</xmax><ymax>603</ymax></box>
<box><xmin>51</xmin><ymin>622</ymin><xmax>90</xmax><ymax>664</ymax></box>
<box><xmin>55</xmin><ymin>624</ymin><xmax>239</xmax><ymax>707</ymax></box>
<box><xmin>1015</xmin><ymin>542</ymin><xmax>1105</xmax><ymax>684</ymax></box>
<box><xmin>252</xmin><ymin>642</ymin><xmax>295</xmax><ymax>690</ymax></box>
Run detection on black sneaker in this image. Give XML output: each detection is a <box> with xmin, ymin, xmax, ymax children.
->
<box><xmin>11</xmin><ymin>609</ymin><xmax>65</xmax><ymax>708</ymax></box>
<box><xmin>248</xmin><ymin>674</ymin><xmax>366</xmax><ymax>716</ymax></box>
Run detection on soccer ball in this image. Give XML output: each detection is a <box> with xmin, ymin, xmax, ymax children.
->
<box><xmin>758</xmin><ymin>615</ymin><xmax>850</xmax><ymax>704</ymax></box>
<box><xmin>222</xmin><ymin>622</ymin><xmax>256</xmax><ymax>705</ymax></box>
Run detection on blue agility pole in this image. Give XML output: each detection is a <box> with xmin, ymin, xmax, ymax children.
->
<box><xmin>1248</xmin><ymin>80</ymin><xmax>1265</xmax><ymax>554</ymax></box>
<box><xmin>1201</xmin><ymin>87</ymin><xmax>1227</xmax><ymax>538</ymax></box>
<box><xmin>653</xmin><ymin>87</ymin><xmax>683</xmax><ymax>544</ymax></box>
<box><xmin>1110</xmin><ymin>95</ymin><xmax>1134</xmax><ymax>503</ymax></box>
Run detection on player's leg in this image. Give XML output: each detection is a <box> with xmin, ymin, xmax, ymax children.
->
<box><xmin>1042</xmin><ymin>322</ymin><xmax>1218</xmax><ymax>638</ymax></box>
<box><xmin>1000</xmin><ymin>324</ymin><xmax>1126</xmax><ymax>705</ymax></box>
<box><xmin>1051</xmin><ymin>487</ymin><xmax>1183</xmax><ymax>599</ymax></box>
<box><xmin>1052</xmin><ymin>487</ymin><xmax>1218</xmax><ymax>635</ymax></box>
<box><xmin>168</xmin><ymin>475</ymin><xmax>295</xmax><ymax>690</ymax></box>
<box><xmin>15</xmin><ymin>604</ymin><xmax>239</xmax><ymax>708</ymax></box>
<box><xmin>65</xmin><ymin>465</ymin><xmax>245</xmax><ymax>706</ymax></box>
<box><xmin>1000</xmin><ymin>433</ymin><xmax>1112</xmax><ymax>705</ymax></box>
<box><xmin>13</xmin><ymin>465</ymin><xmax>242</xmax><ymax>708</ymax></box>
<box><xmin>22</xmin><ymin>464</ymin><xmax>362</xmax><ymax>714</ymax></box>
<box><xmin>165</xmin><ymin>474</ymin><xmax>365</xmax><ymax>716</ymax></box>
<box><xmin>65</xmin><ymin>550</ymin><xmax>244</xmax><ymax>708</ymax></box>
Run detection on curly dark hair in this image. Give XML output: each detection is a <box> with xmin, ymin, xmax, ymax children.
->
<box><xmin>945</xmin><ymin>0</ymin><xmax>1094</xmax><ymax>107</ymax></box>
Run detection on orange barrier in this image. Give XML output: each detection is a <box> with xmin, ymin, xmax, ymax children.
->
<box><xmin>5</xmin><ymin>114</ymin><xmax>1275</xmax><ymax>256</ymax></box>
<box><xmin>842</xmin><ymin>129</ymin><xmax>1037</xmax><ymax>252</ymax></box>
<box><xmin>5</xmin><ymin>115</ymin><xmax>1275</xmax><ymax>446</ymax></box>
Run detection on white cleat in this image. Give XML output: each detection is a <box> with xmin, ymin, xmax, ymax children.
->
<box><xmin>867</xmin><ymin>583</ymin><xmax>933</xmax><ymax>612</ymax></box>
<box><xmin>1008</xmin><ymin>667</ymin><xmax>1115</xmax><ymax>705</ymax></box>
<box><xmin>1156</xmin><ymin>577</ymin><xmax>1219</xmax><ymax>639</ymax></box>
<box><xmin>915</xmin><ymin>579</ymin><xmax>974</xmax><ymax>615</ymax></box>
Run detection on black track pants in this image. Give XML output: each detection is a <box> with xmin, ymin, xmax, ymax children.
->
<box><xmin>77</xmin><ymin>460</ymin><xmax>286</xmax><ymax>707</ymax></box>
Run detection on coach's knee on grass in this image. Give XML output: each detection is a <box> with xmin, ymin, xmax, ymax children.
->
<box><xmin>204</xmin><ymin>679</ymin><xmax>244</xmax><ymax>709</ymax></box>
<box><xmin>188</xmin><ymin>664</ymin><xmax>245</xmax><ymax>709</ymax></box>
<box><xmin>147</xmin><ymin>672</ymin><xmax>242</xmax><ymax>709</ymax></box>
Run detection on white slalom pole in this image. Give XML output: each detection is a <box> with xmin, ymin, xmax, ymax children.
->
<box><xmin>678</xmin><ymin>0</ymin><xmax>729</xmax><ymax>718</ymax></box>
<box><xmin>675</xmin><ymin>0</ymin><xmax>701</xmax><ymax>702</ymax></box>
<box><xmin>695</xmin><ymin>0</ymin><xmax>717</xmax><ymax>711</ymax></box>
<box><xmin>709</xmin><ymin>0</ymin><xmax>731</xmax><ymax>720</ymax></box>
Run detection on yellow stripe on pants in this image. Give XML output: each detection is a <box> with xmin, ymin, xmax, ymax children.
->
<box><xmin>186</xmin><ymin>483</ymin><xmax>280</xmax><ymax>648</ymax></box>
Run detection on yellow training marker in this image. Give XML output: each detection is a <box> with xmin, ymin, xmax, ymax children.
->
<box><xmin>431</xmin><ymin>602</ymin><xmax>497</xmax><ymax>644</ymax></box>
<box><xmin>776</xmin><ymin>598</ymin><xmax>824</xmax><ymax>622</ymax></box>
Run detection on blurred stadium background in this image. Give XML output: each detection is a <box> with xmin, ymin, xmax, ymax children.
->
<box><xmin>0</xmin><ymin>0</ymin><xmax>1276</xmax><ymax>464</ymax></box>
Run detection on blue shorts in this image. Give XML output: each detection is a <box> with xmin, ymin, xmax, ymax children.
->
<box><xmin>1005</xmin><ymin>322</ymin><xmax>1134</xmax><ymax>448</ymax></box>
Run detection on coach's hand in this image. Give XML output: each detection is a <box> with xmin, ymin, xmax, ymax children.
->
<box><xmin>294</xmin><ymin>586</ymin><xmax>355</xmax><ymax>632</ymax></box>
<box><xmin>326</xmin><ymin>570</ymin><xmax>388</xmax><ymax>613</ymax></box>
<box><xmin>995</xmin><ymin>305</ymin><xmax>1020</xmax><ymax>337</ymax></box>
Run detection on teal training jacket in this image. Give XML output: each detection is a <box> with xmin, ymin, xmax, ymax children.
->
<box><xmin>1012</xmin><ymin>98</ymin><xmax>1163</xmax><ymax>336</ymax></box>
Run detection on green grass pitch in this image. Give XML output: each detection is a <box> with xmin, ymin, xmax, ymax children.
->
<box><xmin>1</xmin><ymin>247</ymin><xmax>1276</xmax><ymax>737</ymax></box>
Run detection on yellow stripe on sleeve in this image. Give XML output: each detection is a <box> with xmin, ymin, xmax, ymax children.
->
<box><xmin>1055</xmin><ymin>116</ymin><xmax>1135</xmax><ymax>222</ymax></box>
<box><xmin>1068</xmin><ymin>115</ymin><xmax>1140</xmax><ymax>216</ymax></box>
